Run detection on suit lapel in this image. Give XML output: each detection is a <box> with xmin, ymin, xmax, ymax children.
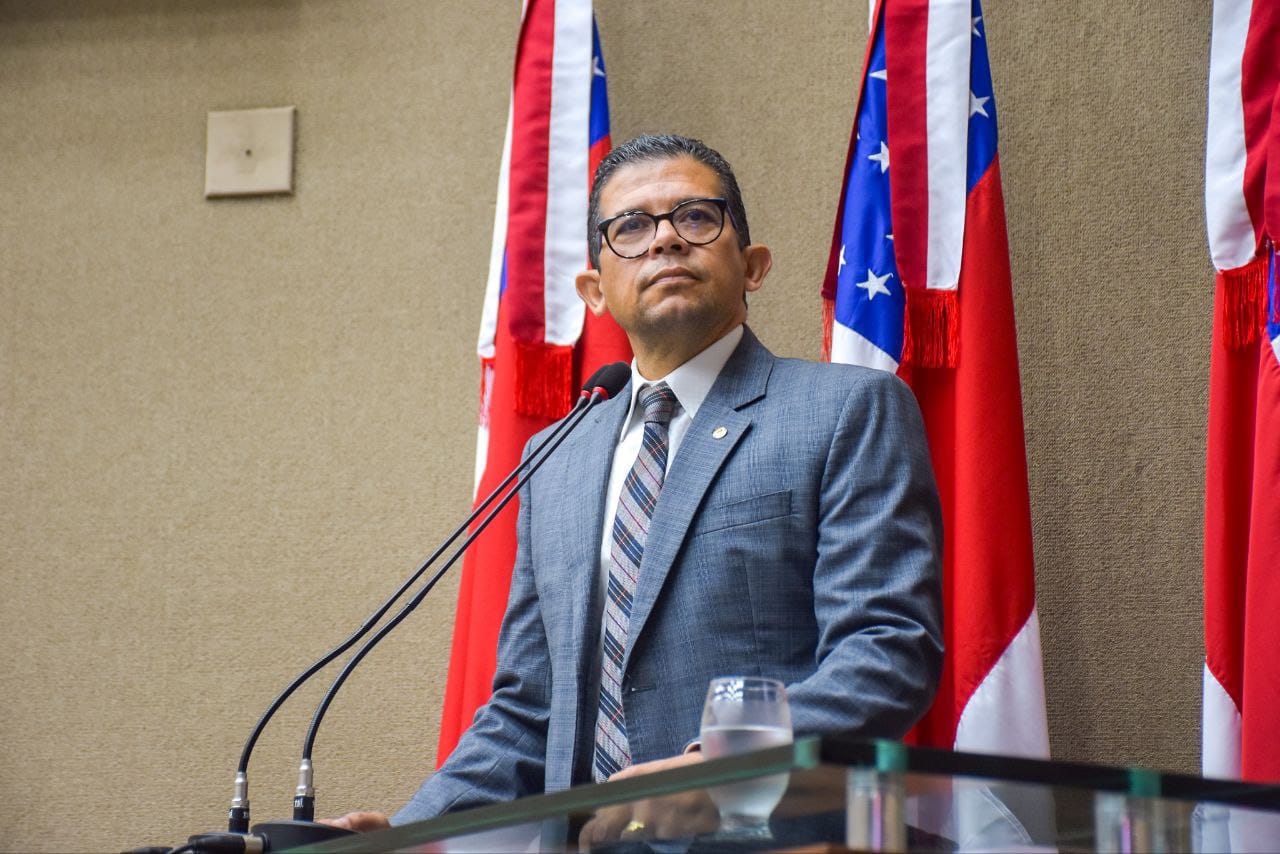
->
<box><xmin>623</xmin><ymin>329</ymin><xmax>774</xmax><ymax>668</ymax></box>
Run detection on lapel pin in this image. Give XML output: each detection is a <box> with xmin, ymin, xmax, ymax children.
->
<box><xmin>712</xmin><ymin>426</ymin><xmax>728</xmax><ymax>439</ymax></box>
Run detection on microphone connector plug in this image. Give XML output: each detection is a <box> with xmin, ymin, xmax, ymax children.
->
<box><xmin>292</xmin><ymin>758</ymin><xmax>316</xmax><ymax>822</ymax></box>
<box><xmin>228</xmin><ymin>770</ymin><xmax>250</xmax><ymax>833</ymax></box>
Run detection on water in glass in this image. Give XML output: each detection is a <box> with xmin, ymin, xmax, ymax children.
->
<box><xmin>700</xmin><ymin>677</ymin><xmax>793</xmax><ymax>839</ymax></box>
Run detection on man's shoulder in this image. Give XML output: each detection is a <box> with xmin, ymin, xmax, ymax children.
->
<box><xmin>764</xmin><ymin>353</ymin><xmax>910</xmax><ymax>405</ymax></box>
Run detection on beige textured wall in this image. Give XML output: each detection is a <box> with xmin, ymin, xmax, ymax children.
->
<box><xmin>0</xmin><ymin>1</ymin><xmax>1212</xmax><ymax>851</ymax></box>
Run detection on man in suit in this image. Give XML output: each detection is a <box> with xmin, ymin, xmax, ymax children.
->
<box><xmin>332</xmin><ymin>134</ymin><xmax>942</xmax><ymax>836</ymax></box>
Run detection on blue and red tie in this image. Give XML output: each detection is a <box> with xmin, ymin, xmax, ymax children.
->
<box><xmin>593</xmin><ymin>382</ymin><xmax>678</xmax><ymax>782</ymax></box>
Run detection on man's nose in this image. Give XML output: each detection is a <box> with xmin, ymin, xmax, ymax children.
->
<box><xmin>649</xmin><ymin>218</ymin><xmax>687</xmax><ymax>254</ymax></box>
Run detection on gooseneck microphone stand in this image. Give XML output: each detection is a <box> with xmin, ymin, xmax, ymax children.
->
<box><xmin>251</xmin><ymin>371</ymin><xmax>625</xmax><ymax>850</ymax></box>
<box><xmin>149</xmin><ymin>363</ymin><xmax>629</xmax><ymax>854</ymax></box>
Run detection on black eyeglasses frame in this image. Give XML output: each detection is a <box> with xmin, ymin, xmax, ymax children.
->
<box><xmin>596</xmin><ymin>197</ymin><xmax>731</xmax><ymax>260</ymax></box>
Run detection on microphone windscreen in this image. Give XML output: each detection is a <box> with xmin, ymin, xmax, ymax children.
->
<box><xmin>580</xmin><ymin>363</ymin><xmax>610</xmax><ymax>393</ymax></box>
<box><xmin>590</xmin><ymin>362</ymin><xmax>631</xmax><ymax>400</ymax></box>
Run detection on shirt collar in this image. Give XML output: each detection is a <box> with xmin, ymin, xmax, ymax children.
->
<box><xmin>620</xmin><ymin>324</ymin><xmax>743</xmax><ymax>433</ymax></box>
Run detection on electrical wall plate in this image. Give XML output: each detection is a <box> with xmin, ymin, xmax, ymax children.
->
<box><xmin>204</xmin><ymin>106</ymin><xmax>296</xmax><ymax>198</ymax></box>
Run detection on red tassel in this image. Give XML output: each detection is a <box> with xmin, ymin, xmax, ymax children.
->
<box><xmin>821</xmin><ymin>298</ymin><xmax>835</xmax><ymax>362</ymax></box>
<box><xmin>1217</xmin><ymin>256</ymin><xmax>1268</xmax><ymax>351</ymax></box>
<box><xmin>513</xmin><ymin>341</ymin><xmax>575</xmax><ymax>419</ymax></box>
<box><xmin>902</xmin><ymin>287</ymin><xmax>959</xmax><ymax>369</ymax></box>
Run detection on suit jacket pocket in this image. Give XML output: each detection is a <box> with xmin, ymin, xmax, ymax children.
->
<box><xmin>691</xmin><ymin>489</ymin><xmax>792</xmax><ymax>538</ymax></box>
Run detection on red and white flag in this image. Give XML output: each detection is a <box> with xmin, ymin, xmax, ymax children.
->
<box><xmin>822</xmin><ymin>0</ymin><xmax>1049</xmax><ymax>765</ymax></box>
<box><xmin>1202</xmin><ymin>0</ymin><xmax>1280</xmax><ymax>786</ymax></box>
<box><xmin>437</xmin><ymin>0</ymin><xmax>629</xmax><ymax>761</ymax></box>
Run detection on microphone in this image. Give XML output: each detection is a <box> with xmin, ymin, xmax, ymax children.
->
<box><xmin>584</xmin><ymin>361</ymin><xmax>631</xmax><ymax>401</ymax></box>
<box><xmin>286</xmin><ymin>360</ymin><xmax>631</xmax><ymax>823</ymax></box>
<box><xmin>176</xmin><ymin>362</ymin><xmax>629</xmax><ymax>853</ymax></box>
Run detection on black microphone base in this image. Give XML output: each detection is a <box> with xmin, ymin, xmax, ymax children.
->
<box><xmin>251</xmin><ymin>820</ymin><xmax>355</xmax><ymax>851</ymax></box>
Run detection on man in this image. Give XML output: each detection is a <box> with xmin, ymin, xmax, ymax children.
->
<box><xmin>333</xmin><ymin>134</ymin><xmax>943</xmax><ymax>834</ymax></box>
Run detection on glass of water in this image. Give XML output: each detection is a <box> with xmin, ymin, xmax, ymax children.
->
<box><xmin>699</xmin><ymin>676</ymin><xmax>793</xmax><ymax>839</ymax></box>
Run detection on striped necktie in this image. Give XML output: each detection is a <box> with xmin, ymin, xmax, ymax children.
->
<box><xmin>593</xmin><ymin>382</ymin><xmax>678</xmax><ymax>782</ymax></box>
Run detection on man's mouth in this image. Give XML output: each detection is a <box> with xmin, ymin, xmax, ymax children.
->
<box><xmin>646</xmin><ymin>266</ymin><xmax>698</xmax><ymax>286</ymax></box>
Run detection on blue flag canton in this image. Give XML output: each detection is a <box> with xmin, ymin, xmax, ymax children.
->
<box><xmin>967</xmin><ymin>3</ymin><xmax>998</xmax><ymax>191</ymax></box>
<box><xmin>590</xmin><ymin>18</ymin><xmax>610</xmax><ymax>148</ymax></box>
<box><xmin>834</xmin><ymin>12</ymin><xmax>903</xmax><ymax>360</ymax></box>
<box><xmin>834</xmin><ymin>0</ymin><xmax>999</xmax><ymax>363</ymax></box>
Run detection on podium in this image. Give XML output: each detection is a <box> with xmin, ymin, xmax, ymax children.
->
<box><xmin>293</xmin><ymin>736</ymin><xmax>1280</xmax><ymax>852</ymax></box>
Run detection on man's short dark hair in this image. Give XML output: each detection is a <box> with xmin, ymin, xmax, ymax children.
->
<box><xmin>587</xmin><ymin>134</ymin><xmax>752</xmax><ymax>268</ymax></box>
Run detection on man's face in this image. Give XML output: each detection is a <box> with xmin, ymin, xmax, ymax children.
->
<box><xmin>582</xmin><ymin>156</ymin><xmax>764</xmax><ymax>343</ymax></box>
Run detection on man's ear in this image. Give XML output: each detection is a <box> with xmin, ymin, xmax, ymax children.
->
<box><xmin>742</xmin><ymin>244</ymin><xmax>772</xmax><ymax>295</ymax></box>
<box><xmin>575</xmin><ymin>268</ymin><xmax>608</xmax><ymax>317</ymax></box>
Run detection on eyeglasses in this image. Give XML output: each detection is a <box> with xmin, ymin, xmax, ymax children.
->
<box><xmin>597</xmin><ymin>197</ymin><xmax>729</xmax><ymax>259</ymax></box>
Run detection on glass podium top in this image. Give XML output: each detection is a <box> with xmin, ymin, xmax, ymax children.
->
<box><xmin>296</xmin><ymin>736</ymin><xmax>1280</xmax><ymax>853</ymax></box>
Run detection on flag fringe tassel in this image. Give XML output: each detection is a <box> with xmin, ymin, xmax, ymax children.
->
<box><xmin>1217</xmin><ymin>256</ymin><xmax>1268</xmax><ymax>351</ymax></box>
<box><xmin>902</xmin><ymin>287</ymin><xmax>959</xmax><ymax>368</ymax></box>
<box><xmin>513</xmin><ymin>341</ymin><xmax>575</xmax><ymax>419</ymax></box>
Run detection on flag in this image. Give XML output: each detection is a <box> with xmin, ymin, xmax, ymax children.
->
<box><xmin>437</xmin><ymin>1</ymin><xmax>629</xmax><ymax>762</ymax></box>
<box><xmin>1202</xmin><ymin>0</ymin><xmax>1280</xmax><ymax>786</ymax></box>
<box><xmin>822</xmin><ymin>0</ymin><xmax>1050</xmax><ymax>762</ymax></box>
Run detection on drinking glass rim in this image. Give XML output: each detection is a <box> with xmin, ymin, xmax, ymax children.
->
<box><xmin>705</xmin><ymin>676</ymin><xmax>788</xmax><ymax>702</ymax></box>
<box><xmin>708</xmin><ymin>676</ymin><xmax>785</xmax><ymax>689</ymax></box>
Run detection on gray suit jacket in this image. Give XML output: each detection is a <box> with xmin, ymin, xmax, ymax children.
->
<box><xmin>395</xmin><ymin>328</ymin><xmax>942</xmax><ymax>822</ymax></box>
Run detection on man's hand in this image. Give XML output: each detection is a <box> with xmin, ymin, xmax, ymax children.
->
<box><xmin>318</xmin><ymin>811</ymin><xmax>391</xmax><ymax>833</ymax></box>
<box><xmin>579</xmin><ymin>753</ymin><xmax>719</xmax><ymax>851</ymax></box>
<box><xmin>607</xmin><ymin>750</ymin><xmax>703</xmax><ymax>781</ymax></box>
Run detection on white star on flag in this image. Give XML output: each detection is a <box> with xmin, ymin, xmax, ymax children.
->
<box><xmin>868</xmin><ymin>141</ymin><xmax>890</xmax><ymax>173</ymax></box>
<box><xmin>870</xmin><ymin>68</ymin><xmax>887</xmax><ymax>81</ymax></box>
<box><xmin>970</xmin><ymin>91</ymin><xmax>990</xmax><ymax>118</ymax></box>
<box><xmin>838</xmin><ymin>245</ymin><xmax>847</xmax><ymax>275</ymax></box>
<box><xmin>593</xmin><ymin>55</ymin><xmax>605</xmax><ymax>77</ymax></box>
<box><xmin>972</xmin><ymin>15</ymin><xmax>983</xmax><ymax>36</ymax></box>
<box><xmin>856</xmin><ymin>268</ymin><xmax>893</xmax><ymax>300</ymax></box>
